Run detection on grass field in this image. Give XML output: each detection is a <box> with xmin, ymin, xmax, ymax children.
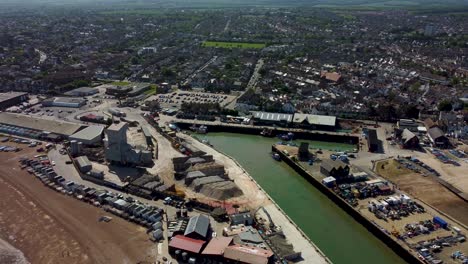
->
<box><xmin>144</xmin><ymin>85</ymin><xmax>157</xmax><ymax>96</ymax></box>
<box><xmin>202</xmin><ymin>41</ymin><xmax>266</xmax><ymax>49</ymax></box>
<box><xmin>110</xmin><ymin>81</ymin><xmax>131</xmax><ymax>86</ymax></box>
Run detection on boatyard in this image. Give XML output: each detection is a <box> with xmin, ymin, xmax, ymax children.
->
<box><xmin>272</xmin><ymin>142</ymin><xmax>468</xmax><ymax>264</ymax></box>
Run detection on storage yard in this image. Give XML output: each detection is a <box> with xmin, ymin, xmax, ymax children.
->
<box><xmin>273</xmin><ymin>143</ymin><xmax>468</xmax><ymax>264</ymax></box>
<box><xmin>376</xmin><ymin>159</ymin><xmax>468</xmax><ymax>227</ymax></box>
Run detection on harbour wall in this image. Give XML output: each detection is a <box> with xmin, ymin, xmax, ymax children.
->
<box><xmin>175</xmin><ymin>121</ymin><xmax>359</xmax><ymax>145</ymax></box>
<box><xmin>271</xmin><ymin>145</ymin><xmax>423</xmax><ymax>264</ymax></box>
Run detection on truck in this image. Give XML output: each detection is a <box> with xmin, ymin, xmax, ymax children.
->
<box><xmin>108</xmin><ymin>108</ymin><xmax>126</xmax><ymax>117</ymax></box>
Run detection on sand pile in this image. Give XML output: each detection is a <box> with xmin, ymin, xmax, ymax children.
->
<box><xmin>198</xmin><ymin>181</ymin><xmax>243</xmax><ymax>200</ymax></box>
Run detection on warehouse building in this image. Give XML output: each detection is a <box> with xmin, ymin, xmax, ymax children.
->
<box><xmin>65</xmin><ymin>87</ymin><xmax>99</xmax><ymax>96</ymax></box>
<box><xmin>41</xmin><ymin>97</ymin><xmax>86</xmax><ymax>108</ymax></box>
<box><xmin>106</xmin><ymin>85</ymin><xmax>132</xmax><ymax>96</ymax></box>
<box><xmin>400</xmin><ymin>129</ymin><xmax>419</xmax><ymax>149</ymax></box>
<box><xmin>428</xmin><ymin>127</ymin><xmax>450</xmax><ymax>148</ymax></box>
<box><xmin>75</xmin><ymin>156</ymin><xmax>92</xmax><ymax>173</ymax></box>
<box><xmin>292</xmin><ymin>113</ymin><xmax>336</xmax><ymax>130</ymax></box>
<box><xmin>184</xmin><ymin>214</ymin><xmax>211</xmax><ymax>240</ymax></box>
<box><xmin>251</xmin><ymin>111</ymin><xmax>293</xmax><ymax>127</ymax></box>
<box><xmin>0</xmin><ymin>112</ymin><xmax>85</xmax><ymax>138</ymax></box>
<box><xmin>397</xmin><ymin>119</ymin><xmax>420</xmax><ymax>132</ymax></box>
<box><xmin>0</xmin><ymin>92</ymin><xmax>28</xmax><ymax>110</ymax></box>
<box><xmin>168</xmin><ymin>235</ymin><xmax>206</xmax><ymax>254</ymax></box>
<box><xmin>201</xmin><ymin>237</ymin><xmax>233</xmax><ymax>259</ymax></box>
<box><xmin>230</xmin><ymin>212</ymin><xmax>254</xmax><ymax>226</ymax></box>
<box><xmin>105</xmin><ymin>83</ymin><xmax>151</xmax><ymax>97</ymax></box>
<box><xmin>69</xmin><ymin>125</ymin><xmax>104</xmax><ymax>145</ymax></box>
<box><xmin>320</xmin><ymin>159</ymin><xmax>350</xmax><ymax>179</ymax></box>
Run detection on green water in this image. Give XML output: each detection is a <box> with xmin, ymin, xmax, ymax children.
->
<box><xmin>202</xmin><ymin>132</ymin><xmax>406</xmax><ymax>264</ymax></box>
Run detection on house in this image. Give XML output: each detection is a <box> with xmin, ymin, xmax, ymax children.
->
<box><xmin>320</xmin><ymin>71</ymin><xmax>342</xmax><ymax>83</ymax></box>
<box><xmin>320</xmin><ymin>159</ymin><xmax>350</xmax><ymax>178</ymax></box>
<box><xmin>401</xmin><ymin>129</ymin><xmax>419</xmax><ymax>149</ymax></box>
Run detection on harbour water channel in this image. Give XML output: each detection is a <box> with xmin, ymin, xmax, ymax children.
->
<box><xmin>200</xmin><ymin>132</ymin><xmax>406</xmax><ymax>264</ymax></box>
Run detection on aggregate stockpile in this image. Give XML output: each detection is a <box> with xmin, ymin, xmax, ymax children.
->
<box><xmin>173</xmin><ymin>155</ymin><xmax>243</xmax><ymax>200</ymax></box>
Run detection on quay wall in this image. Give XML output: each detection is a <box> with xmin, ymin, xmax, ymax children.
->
<box><xmin>175</xmin><ymin>121</ymin><xmax>359</xmax><ymax>145</ymax></box>
<box><xmin>271</xmin><ymin>145</ymin><xmax>423</xmax><ymax>264</ymax></box>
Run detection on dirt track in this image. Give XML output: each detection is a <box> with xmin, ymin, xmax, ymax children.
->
<box><xmin>0</xmin><ymin>145</ymin><xmax>155</xmax><ymax>264</ymax></box>
<box><xmin>376</xmin><ymin>159</ymin><xmax>468</xmax><ymax>227</ymax></box>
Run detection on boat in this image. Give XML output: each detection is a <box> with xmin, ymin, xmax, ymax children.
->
<box><xmin>190</xmin><ymin>124</ymin><xmax>208</xmax><ymax>134</ymax></box>
<box><xmin>260</xmin><ymin>128</ymin><xmax>274</xmax><ymax>137</ymax></box>
<box><xmin>272</xmin><ymin>153</ymin><xmax>281</xmax><ymax>161</ymax></box>
<box><xmin>202</xmin><ymin>138</ymin><xmax>212</xmax><ymax>146</ymax></box>
<box><xmin>277</xmin><ymin>132</ymin><xmax>294</xmax><ymax>141</ymax></box>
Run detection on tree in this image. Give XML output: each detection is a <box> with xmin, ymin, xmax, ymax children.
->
<box><xmin>399</xmin><ymin>104</ymin><xmax>419</xmax><ymax>119</ymax></box>
<box><xmin>438</xmin><ymin>100</ymin><xmax>452</xmax><ymax>112</ymax></box>
<box><xmin>162</xmin><ymin>67</ymin><xmax>175</xmax><ymax>77</ymax></box>
<box><xmin>377</xmin><ymin>105</ymin><xmax>397</xmax><ymax>121</ymax></box>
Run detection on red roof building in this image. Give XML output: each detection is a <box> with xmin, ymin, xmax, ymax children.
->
<box><xmin>201</xmin><ymin>237</ymin><xmax>233</xmax><ymax>255</ymax></box>
<box><xmin>320</xmin><ymin>71</ymin><xmax>342</xmax><ymax>83</ymax></box>
<box><xmin>168</xmin><ymin>235</ymin><xmax>206</xmax><ymax>254</ymax></box>
<box><xmin>224</xmin><ymin>244</ymin><xmax>274</xmax><ymax>264</ymax></box>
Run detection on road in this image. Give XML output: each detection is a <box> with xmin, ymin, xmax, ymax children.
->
<box><xmin>225</xmin><ymin>58</ymin><xmax>264</xmax><ymax>109</ymax></box>
<box><xmin>183</xmin><ymin>56</ymin><xmax>218</xmax><ymax>85</ymax></box>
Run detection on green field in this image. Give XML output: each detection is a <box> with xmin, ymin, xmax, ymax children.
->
<box><xmin>202</xmin><ymin>41</ymin><xmax>266</xmax><ymax>49</ymax></box>
<box><xmin>144</xmin><ymin>85</ymin><xmax>157</xmax><ymax>96</ymax></box>
<box><xmin>110</xmin><ymin>81</ymin><xmax>131</xmax><ymax>86</ymax></box>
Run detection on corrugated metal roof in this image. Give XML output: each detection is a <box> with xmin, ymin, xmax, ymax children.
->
<box><xmin>0</xmin><ymin>112</ymin><xmax>84</xmax><ymax>136</ymax></box>
<box><xmin>168</xmin><ymin>235</ymin><xmax>205</xmax><ymax>253</ymax></box>
<box><xmin>293</xmin><ymin>113</ymin><xmax>336</xmax><ymax>126</ymax></box>
<box><xmin>70</xmin><ymin>125</ymin><xmax>104</xmax><ymax>141</ymax></box>
<box><xmin>75</xmin><ymin>156</ymin><xmax>91</xmax><ymax>168</ymax></box>
<box><xmin>201</xmin><ymin>237</ymin><xmax>233</xmax><ymax>255</ymax></box>
<box><xmin>184</xmin><ymin>214</ymin><xmax>210</xmax><ymax>238</ymax></box>
<box><xmin>251</xmin><ymin>111</ymin><xmax>293</xmax><ymax>122</ymax></box>
<box><xmin>0</xmin><ymin>92</ymin><xmax>27</xmax><ymax>102</ymax></box>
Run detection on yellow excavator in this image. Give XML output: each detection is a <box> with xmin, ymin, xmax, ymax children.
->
<box><xmin>391</xmin><ymin>225</ymin><xmax>400</xmax><ymax>237</ymax></box>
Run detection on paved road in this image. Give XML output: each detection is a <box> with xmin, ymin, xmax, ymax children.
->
<box><xmin>225</xmin><ymin>58</ymin><xmax>264</xmax><ymax>109</ymax></box>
